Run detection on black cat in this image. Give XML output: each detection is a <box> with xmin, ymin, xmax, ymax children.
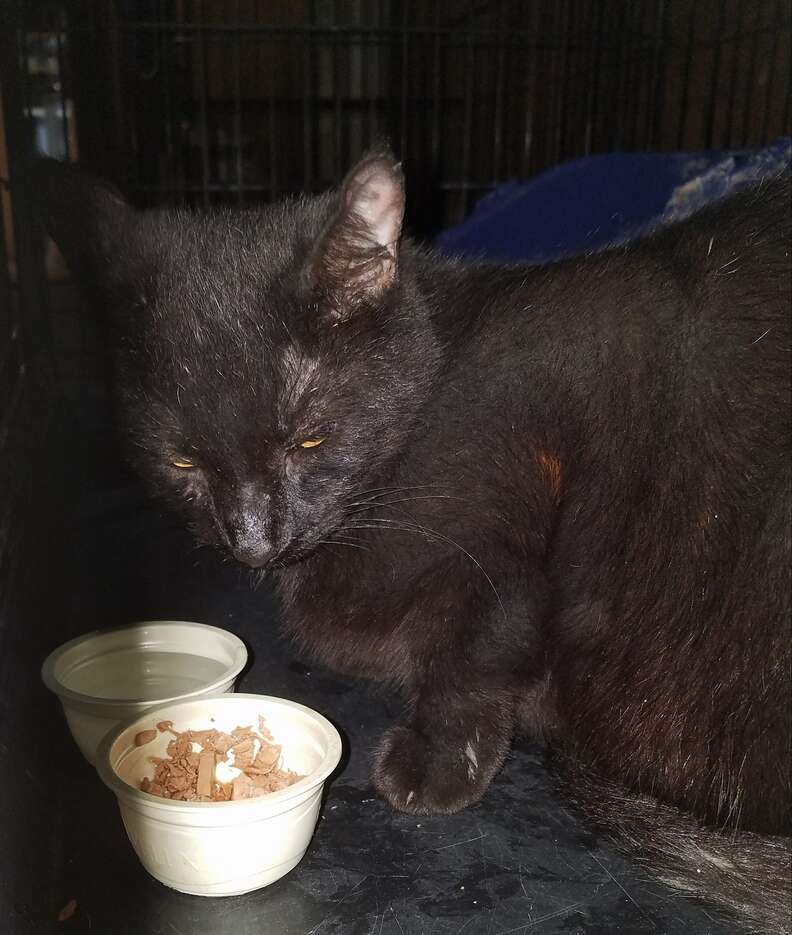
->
<box><xmin>38</xmin><ymin>151</ymin><xmax>791</xmax><ymax>933</ymax></box>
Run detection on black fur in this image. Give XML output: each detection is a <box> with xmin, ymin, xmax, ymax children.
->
<box><xmin>37</xmin><ymin>153</ymin><xmax>791</xmax><ymax>933</ymax></box>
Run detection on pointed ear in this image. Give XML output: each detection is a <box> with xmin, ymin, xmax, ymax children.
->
<box><xmin>310</xmin><ymin>149</ymin><xmax>405</xmax><ymax>318</ymax></box>
<box><xmin>33</xmin><ymin>158</ymin><xmax>133</xmax><ymax>287</ymax></box>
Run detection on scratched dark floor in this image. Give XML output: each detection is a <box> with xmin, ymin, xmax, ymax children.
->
<box><xmin>4</xmin><ymin>397</ymin><xmax>740</xmax><ymax>935</ymax></box>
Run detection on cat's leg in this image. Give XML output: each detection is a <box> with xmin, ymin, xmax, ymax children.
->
<box><xmin>372</xmin><ymin>683</ymin><xmax>516</xmax><ymax>815</ymax></box>
<box><xmin>371</xmin><ymin>560</ymin><xmax>547</xmax><ymax>815</ymax></box>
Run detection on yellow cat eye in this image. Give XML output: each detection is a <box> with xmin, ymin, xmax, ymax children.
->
<box><xmin>171</xmin><ymin>458</ymin><xmax>195</xmax><ymax>469</ymax></box>
<box><xmin>299</xmin><ymin>437</ymin><xmax>326</xmax><ymax>449</ymax></box>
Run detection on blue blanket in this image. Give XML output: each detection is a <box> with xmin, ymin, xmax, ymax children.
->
<box><xmin>436</xmin><ymin>139</ymin><xmax>791</xmax><ymax>264</ymax></box>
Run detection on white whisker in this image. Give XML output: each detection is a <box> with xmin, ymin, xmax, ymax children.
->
<box><xmin>344</xmin><ymin>516</ymin><xmax>506</xmax><ymax>618</ymax></box>
<box><xmin>318</xmin><ymin>538</ymin><xmax>368</xmax><ymax>552</ymax></box>
<box><xmin>345</xmin><ymin>494</ymin><xmax>462</xmax><ymax>517</ymax></box>
<box><xmin>344</xmin><ymin>484</ymin><xmax>447</xmax><ymax>509</ymax></box>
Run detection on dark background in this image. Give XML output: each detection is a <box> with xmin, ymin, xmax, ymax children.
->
<box><xmin>0</xmin><ymin>2</ymin><xmax>790</xmax><ymax>933</ymax></box>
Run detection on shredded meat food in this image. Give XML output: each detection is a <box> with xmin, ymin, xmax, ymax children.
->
<box><xmin>137</xmin><ymin>716</ymin><xmax>303</xmax><ymax>801</ymax></box>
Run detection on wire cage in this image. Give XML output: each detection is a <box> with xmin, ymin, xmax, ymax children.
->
<box><xmin>36</xmin><ymin>0</ymin><xmax>792</xmax><ymax>221</ymax></box>
<box><xmin>0</xmin><ymin>0</ymin><xmax>791</xmax><ymax>612</ymax></box>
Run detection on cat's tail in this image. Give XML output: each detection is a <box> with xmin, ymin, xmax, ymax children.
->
<box><xmin>554</xmin><ymin>754</ymin><xmax>792</xmax><ymax>935</ymax></box>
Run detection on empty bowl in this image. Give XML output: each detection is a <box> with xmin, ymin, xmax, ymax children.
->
<box><xmin>95</xmin><ymin>693</ymin><xmax>343</xmax><ymax>896</ymax></box>
<box><xmin>42</xmin><ymin>620</ymin><xmax>248</xmax><ymax>763</ymax></box>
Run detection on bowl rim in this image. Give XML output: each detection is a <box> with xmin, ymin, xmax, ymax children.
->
<box><xmin>95</xmin><ymin>693</ymin><xmax>343</xmax><ymax>813</ymax></box>
<box><xmin>41</xmin><ymin>620</ymin><xmax>248</xmax><ymax>709</ymax></box>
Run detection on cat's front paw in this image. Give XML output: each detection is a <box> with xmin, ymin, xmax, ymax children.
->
<box><xmin>371</xmin><ymin>725</ymin><xmax>497</xmax><ymax>815</ymax></box>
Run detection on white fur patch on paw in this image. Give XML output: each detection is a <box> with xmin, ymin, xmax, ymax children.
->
<box><xmin>465</xmin><ymin>741</ymin><xmax>478</xmax><ymax>780</ymax></box>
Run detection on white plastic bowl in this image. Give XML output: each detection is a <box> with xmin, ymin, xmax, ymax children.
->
<box><xmin>96</xmin><ymin>694</ymin><xmax>343</xmax><ymax>896</ymax></box>
<box><xmin>41</xmin><ymin>621</ymin><xmax>248</xmax><ymax>764</ymax></box>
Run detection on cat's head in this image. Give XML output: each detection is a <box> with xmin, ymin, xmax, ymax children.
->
<box><xmin>38</xmin><ymin>151</ymin><xmax>440</xmax><ymax>569</ymax></box>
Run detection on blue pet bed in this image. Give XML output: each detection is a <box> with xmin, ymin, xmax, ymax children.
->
<box><xmin>436</xmin><ymin>138</ymin><xmax>791</xmax><ymax>263</ymax></box>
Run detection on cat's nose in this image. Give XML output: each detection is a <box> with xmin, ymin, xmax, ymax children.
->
<box><xmin>225</xmin><ymin>521</ymin><xmax>278</xmax><ymax>568</ymax></box>
<box><xmin>220</xmin><ymin>489</ymin><xmax>278</xmax><ymax>567</ymax></box>
<box><xmin>230</xmin><ymin>543</ymin><xmax>276</xmax><ymax>568</ymax></box>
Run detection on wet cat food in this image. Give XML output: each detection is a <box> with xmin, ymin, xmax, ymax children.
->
<box><xmin>139</xmin><ymin>716</ymin><xmax>303</xmax><ymax>801</ymax></box>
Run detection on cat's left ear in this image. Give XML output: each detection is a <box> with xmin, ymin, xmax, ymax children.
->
<box><xmin>310</xmin><ymin>149</ymin><xmax>405</xmax><ymax>317</ymax></box>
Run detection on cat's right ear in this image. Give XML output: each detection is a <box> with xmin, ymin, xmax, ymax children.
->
<box><xmin>33</xmin><ymin>158</ymin><xmax>133</xmax><ymax>288</ymax></box>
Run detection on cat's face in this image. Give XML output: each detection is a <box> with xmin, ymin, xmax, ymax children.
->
<box><xmin>41</xmin><ymin>152</ymin><xmax>439</xmax><ymax>569</ymax></box>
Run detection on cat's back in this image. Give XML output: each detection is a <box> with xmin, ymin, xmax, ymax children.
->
<box><xmin>425</xmin><ymin>174</ymin><xmax>790</xmax><ymax>472</ymax></box>
<box><xmin>669</xmin><ymin>171</ymin><xmax>790</xmax><ymax>274</ymax></box>
<box><xmin>654</xmin><ymin>172</ymin><xmax>790</xmax><ymax>340</ymax></box>
<box><xmin>657</xmin><ymin>174</ymin><xmax>791</xmax><ymax>449</ymax></box>
<box><xmin>430</xmin><ymin>172</ymin><xmax>790</xmax><ymax>363</ymax></box>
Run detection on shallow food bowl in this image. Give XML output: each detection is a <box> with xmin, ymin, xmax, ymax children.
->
<box><xmin>96</xmin><ymin>694</ymin><xmax>343</xmax><ymax>896</ymax></box>
<box><xmin>41</xmin><ymin>621</ymin><xmax>248</xmax><ymax>764</ymax></box>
